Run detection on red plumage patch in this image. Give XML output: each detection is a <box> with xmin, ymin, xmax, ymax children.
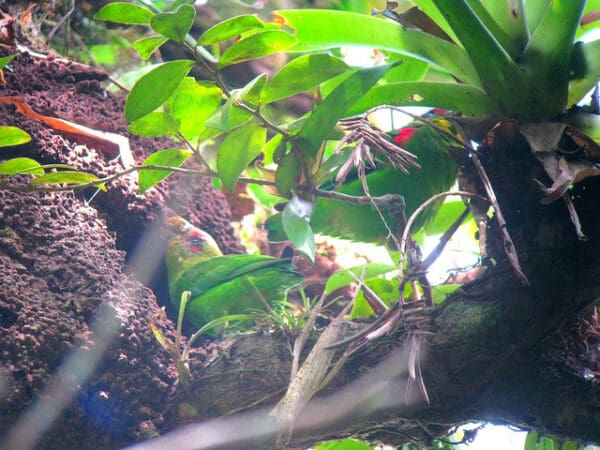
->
<box><xmin>394</xmin><ymin>127</ymin><xmax>418</xmax><ymax>147</ymax></box>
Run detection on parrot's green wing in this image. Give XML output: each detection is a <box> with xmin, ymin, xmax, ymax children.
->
<box><xmin>267</xmin><ymin>124</ymin><xmax>460</xmax><ymax>244</ymax></box>
<box><xmin>170</xmin><ymin>254</ymin><xmax>302</xmax><ymax>328</ymax></box>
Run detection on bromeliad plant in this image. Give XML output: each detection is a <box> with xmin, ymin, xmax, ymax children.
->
<box><xmin>92</xmin><ymin>0</ymin><xmax>600</xmax><ymax>263</ymax></box>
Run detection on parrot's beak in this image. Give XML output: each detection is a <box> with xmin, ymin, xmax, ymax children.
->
<box><xmin>166</xmin><ymin>216</ymin><xmax>192</xmax><ymax>234</ymax></box>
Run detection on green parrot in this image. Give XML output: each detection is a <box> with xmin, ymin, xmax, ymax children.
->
<box><xmin>268</xmin><ymin>113</ymin><xmax>462</xmax><ymax>245</ymax></box>
<box><xmin>165</xmin><ymin>216</ymin><xmax>303</xmax><ymax>331</ymax></box>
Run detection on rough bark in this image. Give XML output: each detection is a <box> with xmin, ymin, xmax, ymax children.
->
<box><xmin>0</xmin><ymin>37</ymin><xmax>599</xmax><ymax>450</ymax></box>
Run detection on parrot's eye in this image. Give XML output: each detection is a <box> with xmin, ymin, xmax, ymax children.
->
<box><xmin>189</xmin><ymin>237</ymin><xmax>202</xmax><ymax>247</ymax></box>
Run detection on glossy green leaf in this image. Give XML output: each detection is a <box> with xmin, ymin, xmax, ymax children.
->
<box><xmin>128</xmin><ymin>112</ymin><xmax>179</xmax><ymax>137</ymax></box>
<box><xmin>351</xmin><ymin>278</ymin><xmax>398</xmax><ymax>319</ymax></box>
<box><xmin>275</xmin><ymin>151</ymin><xmax>301</xmax><ymax>196</ymax></box>
<box><xmin>237</xmin><ymin>73</ymin><xmax>268</xmax><ymax>105</ymax></box>
<box><xmin>132</xmin><ymin>36</ymin><xmax>168</xmax><ymax>60</ymax></box>
<box><xmin>0</xmin><ymin>157</ymin><xmax>44</xmax><ymax>175</ymax></box>
<box><xmin>480</xmin><ymin>0</ymin><xmax>528</xmax><ymax>52</ymax></box>
<box><xmin>524</xmin><ymin>0</ymin><xmax>551</xmax><ymax>35</ymax></box>
<box><xmin>0</xmin><ymin>53</ymin><xmax>18</xmax><ymax>70</ymax></box>
<box><xmin>324</xmin><ymin>263</ymin><xmax>396</xmax><ymax>295</ymax></box>
<box><xmin>198</xmin><ymin>14</ymin><xmax>265</xmax><ymax>45</ymax></box>
<box><xmin>282</xmin><ymin>196</ymin><xmax>315</xmax><ymax>262</ymax></box>
<box><xmin>273</xmin><ymin>9</ymin><xmax>480</xmax><ymax>86</ymax></box>
<box><xmin>520</xmin><ymin>0</ymin><xmax>585</xmax><ymax>118</ymax></box>
<box><xmin>261</xmin><ymin>133</ymin><xmax>283</xmax><ymax>166</ymax></box>
<box><xmin>151</xmin><ymin>4</ymin><xmax>195</xmax><ymax>43</ymax></box>
<box><xmin>297</xmin><ymin>63</ymin><xmax>393</xmax><ymax>159</ymax></box>
<box><xmin>0</xmin><ymin>126</ymin><xmax>31</xmax><ymax>147</ymax></box>
<box><xmin>125</xmin><ymin>60</ymin><xmax>195</xmax><ymax>123</ymax></box>
<box><xmin>383</xmin><ymin>54</ymin><xmax>429</xmax><ymax>84</ymax></box>
<box><xmin>431</xmin><ymin>0</ymin><xmax>529</xmax><ymax>119</ymax></box>
<box><xmin>216</xmin><ymin>124</ymin><xmax>266</xmax><ymax>192</ymax></box>
<box><xmin>346</xmin><ymin>82</ymin><xmax>495</xmax><ymax>117</ymax></box>
<box><xmin>218</xmin><ymin>31</ymin><xmax>297</xmax><ymax>68</ymax></box>
<box><xmin>262</xmin><ymin>54</ymin><xmax>351</xmax><ymax>104</ymax></box>
<box><xmin>462</xmin><ymin>0</ymin><xmax>522</xmax><ymax>58</ymax></box>
<box><xmin>94</xmin><ymin>2</ymin><xmax>153</xmax><ymax>24</ymax></box>
<box><xmin>205</xmin><ymin>95</ymin><xmax>253</xmax><ymax>133</ymax></box>
<box><xmin>31</xmin><ymin>171</ymin><xmax>105</xmax><ymax>190</ymax></box>
<box><xmin>167</xmin><ymin>78</ymin><xmax>223</xmax><ymax>139</ymax></box>
<box><xmin>139</xmin><ymin>149</ymin><xmax>193</xmax><ymax>193</ymax></box>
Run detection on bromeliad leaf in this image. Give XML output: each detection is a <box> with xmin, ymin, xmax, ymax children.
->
<box><xmin>216</xmin><ymin>124</ymin><xmax>266</xmax><ymax>192</ymax></box>
<box><xmin>0</xmin><ymin>126</ymin><xmax>31</xmax><ymax>147</ymax></box>
<box><xmin>0</xmin><ymin>157</ymin><xmax>44</xmax><ymax>176</ymax></box>
<box><xmin>261</xmin><ymin>54</ymin><xmax>351</xmax><ymax>104</ymax></box>
<box><xmin>139</xmin><ymin>149</ymin><xmax>193</xmax><ymax>194</ymax></box>
<box><xmin>218</xmin><ymin>31</ymin><xmax>297</xmax><ymax>68</ymax></box>
<box><xmin>132</xmin><ymin>36</ymin><xmax>169</xmax><ymax>60</ymax></box>
<box><xmin>272</xmin><ymin>9</ymin><xmax>480</xmax><ymax>85</ymax></box>
<box><xmin>346</xmin><ymin>82</ymin><xmax>495</xmax><ymax>117</ymax></box>
<box><xmin>94</xmin><ymin>2</ymin><xmax>154</xmax><ymax>24</ymax></box>
<box><xmin>282</xmin><ymin>196</ymin><xmax>315</xmax><ymax>262</ymax></box>
<box><xmin>151</xmin><ymin>4</ymin><xmax>196</xmax><ymax>43</ymax></box>
<box><xmin>125</xmin><ymin>60</ymin><xmax>195</xmax><ymax>123</ymax></box>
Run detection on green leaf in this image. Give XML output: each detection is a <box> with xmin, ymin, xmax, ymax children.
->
<box><xmin>480</xmin><ymin>0</ymin><xmax>528</xmax><ymax>52</ymax></box>
<box><xmin>198</xmin><ymin>14</ymin><xmax>265</xmax><ymax>45</ymax></box>
<box><xmin>0</xmin><ymin>53</ymin><xmax>18</xmax><ymax>70</ymax></box>
<box><xmin>31</xmin><ymin>171</ymin><xmax>105</xmax><ymax>190</ymax></box>
<box><xmin>273</xmin><ymin>9</ymin><xmax>480</xmax><ymax>86</ymax></box>
<box><xmin>431</xmin><ymin>0</ymin><xmax>530</xmax><ymax>119</ymax></box>
<box><xmin>0</xmin><ymin>157</ymin><xmax>44</xmax><ymax>176</ymax></box>
<box><xmin>524</xmin><ymin>432</ymin><xmax>559</xmax><ymax>450</ymax></box>
<box><xmin>524</xmin><ymin>0</ymin><xmax>552</xmax><ymax>35</ymax></box>
<box><xmin>150</xmin><ymin>4</ymin><xmax>195</xmax><ymax>43</ymax></box>
<box><xmin>346</xmin><ymin>82</ymin><xmax>496</xmax><ymax>117</ymax></box>
<box><xmin>351</xmin><ymin>278</ymin><xmax>398</xmax><ymax>319</ymax></box>
<box><xmin>205</xmin><ymin>95</ymin><xmax>253</xmax><ymax>133</ymax></box>
<box><xmin>167</xmin><ymin>78</ymin><xmax>223</xmax><ymax>139</ymax></box>
<box><xmin>520</xmin><ymin>0</ymin><xmax>586</xmax><ymax>118</ymax></box>
<box><xmin>132</xmin><ymin>36</ymin><xmax>168</xmax><ymax>60</ymax></box>
<box><xmin>432</xmin><ymin>284</ymin><xmax>460</xmax><ymax>305</ymax></box>
<box><xmin>296</xmin><ymin>63</ymin><xmax>393</xmax><ymax>159</ymax></box>
<box><xmin>237</xmin><ymin>73</ymin><xmax>268</xmax><ymax>105</ymax></box>
<box><xmin>261</xmin><ymin>54</ymin><xmax>351</xmax><ymax>104</ymax></box>
<box><xmin>94</xmin><ymin>2</ymin><xmax>153</xmax><ymax>24</ymax></box>
<box><xmin>129</xmin><ymin>112</ymin><xmax>179</xmax><ymax>137</ymax></box>
<box><xmin>218</xmin><ymin>31</ymin><xmax>297</xmax><ymax>68</ymax></box>
<box><xmin>125</xmin><ymin>60</ymin><xmax>195</xmax><ymax>123</ymax></box>
<box><xmin>139</xmin><ymin>149</ymin><xmax>193</xmax><ymax>193</ymax></box>
<box><xmin>282</xmin><ymin>196</ymin><xmax>315</xmax><ymax>262</ymax></box>
<box><xmin>0</xmin><ymin>126</ymin><xmax>31</xmax><ymax>147</ymax></box>
<box><xmin>261</xmin><ymin>133</ymin><xmax>283</xmax><ymax>166</ymax></box>
<box><xmin>217</xmin><ymin>124</ymin><xmax>266</xmax><ymax>192</ymax></box>
<box><xmin>423</xmin><ymin>201</ymin><xmax>470</xmax><ymax>236</ymax></box>
<box><xmin>275</xmin><ymin>151</ymin><xmax>301</xmax><ymax>196</ymax></box>
<box><xmin>324</xmin><ymin>263</ymin><xmax>396</xmax><ymax>295</ymax></box>
<box><xmin>315</xmin><ymin>438</ymin><xmax>374</xmax><ymax>450</ymax></box>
